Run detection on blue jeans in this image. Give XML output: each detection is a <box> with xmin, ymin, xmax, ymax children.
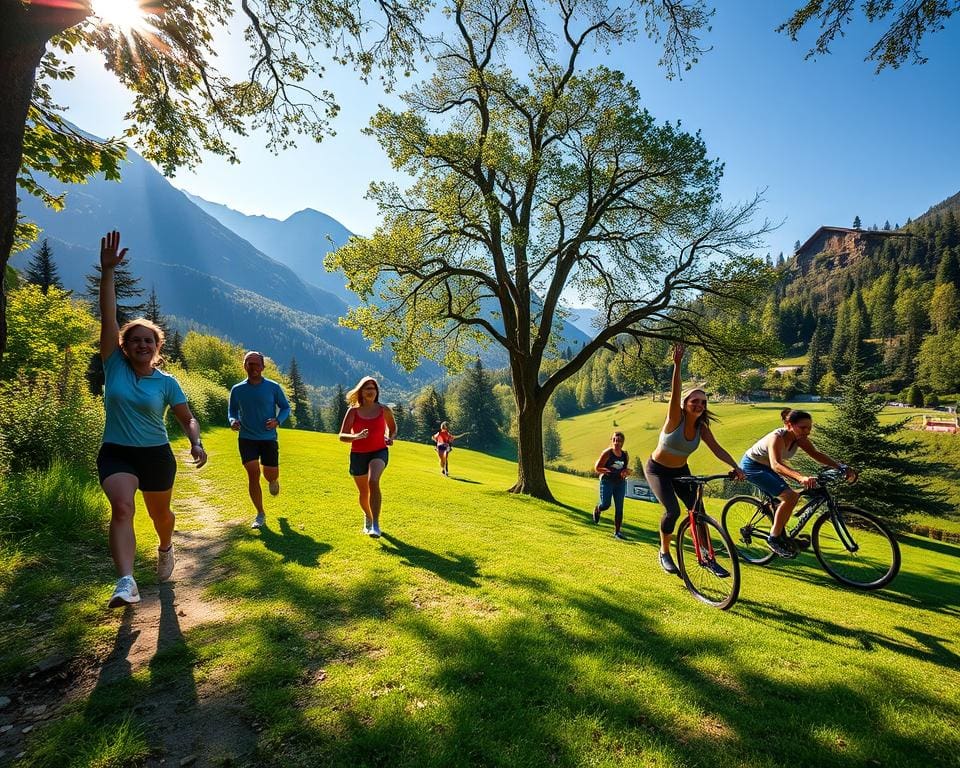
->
<box><xmin>598</xmin><ymin>478</ymin><xmax>626</xmax><ymax>530</ymax></box>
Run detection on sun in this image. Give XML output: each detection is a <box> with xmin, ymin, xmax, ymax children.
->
<box><xmin>90</xmin><ymin>0</ymin><xmax>152</xmax><ymax>33</ymax></box>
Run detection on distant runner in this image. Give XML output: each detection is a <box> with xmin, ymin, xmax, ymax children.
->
<box><xmin>592</xmin><ymin>431</ymin><xmax>632</xmax><ymax>539</ymax></box>
<box><xmin>228</xmin><ymin>351</ymin><xmax>291</xmax><ymax>529</ymax></box>
<box><xmin>432</xmin><ymin>421</ymin><xmax>469</xmax><ymax>476</ymax></box>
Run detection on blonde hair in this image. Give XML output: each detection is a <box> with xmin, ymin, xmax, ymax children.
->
<box><xmin>347</xmin><ymin>376</ymin><xmax>380</xmax><ymax>407</ymax></box>
<box><xmin>119</xmin><ymin>318</ymin><xmax>165</xmax><ymax>368</ymax></box>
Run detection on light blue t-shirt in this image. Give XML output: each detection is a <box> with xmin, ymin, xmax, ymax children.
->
<box><xmin>102</xmin><ymin>348</ymin><xmax>187</xmax><ymax>447</ymax></box>
<box><xmin>228</xmin><ymin>378</ymin><xmax>291</xmax><ymax>441</ymax></box>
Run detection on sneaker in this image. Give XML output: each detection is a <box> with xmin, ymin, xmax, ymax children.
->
<box><xmin>157</xmin><ymin>544</ymin><xmax>175</xmax><ymax>582</ymax></box>
<box><xmin>613</xmin><ymin>530</ymin><xmax>627</xmax><ymax>541</ymax></box>
<box><xmin>592</xmin><ymin>505</ymin><xmax>601</xmax><ymax>524</ymax></box>
<box><xmin>703</xmin><ymin>559</ymin><xmax>731</xmax><ymax>579</ymax></box>
<box><xmin>794</xmin><ymin>534</ymin><xmax>811</xmax><ymax>551</ymax></box>
<box><xmin>251</xmin><ymin>512</ymin><xmax>266</xmax><ymax>529</ymax></box>
<box><xmin>108</xmin><ymin>575</ymin><xmax>140</xmax><ymax>608</ymax></box>
<box><xmin>362</xmin><ymin>524</ymin><xmax>370</xmax><ymax>535</ymax></box>
<box><xmin>369</xmin><ymin>524</ymin><xmax>381</xmax><ymax>539</ymax></box>
<box><xmin>268</xmin><ymin>479</ymin><xmax>280</xmax><ymax>496</ymax></box>
<box><xmin>766</xmin><ymin>533</ymin><xmax>794</xmax><ymax>558</ymax></box>
<box><xmin>659</xmin><ymin>551</ymin><xmax>680</xmax><ymax>575</ymax></box>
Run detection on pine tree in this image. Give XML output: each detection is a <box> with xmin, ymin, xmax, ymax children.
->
<box><xmin>793</xmin><ymin>239</ymin><xmax>801</xmax><ymax>253</ymax></box>
<box><xmin>392</xmin><ymin>402</ymin><xmax>411</xmax><ymax>440</ymax></box>
<box><xmin>882</xmin><ymin>220</ymin><xmax>891</xmax><ymax>230</ymax></box>
<box><xmin>776</xmin><ymin>251</ymin><xmax>785</xmax><ymax>267</ymax></box>
<box><xmin>449</xmin><ymin>359</ymin><xmax>504</xmax><ymax>451</ymax></box>
<box><xmin>24</xmin><ymin>239</ymin><xmax>63</xmax><ymax>295</ymax></box>
<box><xmin>868</xmin><ymin>272</ymin><xmax>896</xmax><ymax>340</ymax></box>
<box><xmin>413</xmin><ymin>386</ymin><xmax>448</xmax><ymax>442</ymax></box>
<box><xmin>542</xmin><ymin>404</ymin><xmax>562</xmax><ymax>461</ymax></box>
<box><xmin>852</xmin><ymin>215</ymin><xmax>862</xmax><ymax>230</ymax></box>
<box><xmin>813</xmin><ymin>365</ymin><xmax>948</xmax><ymax>519</ymax></box>
<box><xmin>85</xmin><ymin>263</ymin><xmax>146</xmax><ymax>324</ymax></box>
<box><xmin>935</xmin><ymin>247</ymin><xmax>960</xmax><ymax>289</ymax></box>
<box><xmin>805</xmin><ymin>321</ymin><xmax>825</xmax><ymax>394</ymax></box>
<box><xmin>327</xmin><ymin>384</ymin><xmax>349</xmax><ymax>433</ymax></box>
<box><xmin>287</xmin><ymin>357</ymin><xmax>314</xmax><ymax>430</ymax></box>
<box><xmin>143</xmin><ymin>286</ymin><xmax>168</xmax><ymax>334</ymax></box>
<box><xmin>166</xmin><ymin>330</ymin><xmax>185</xmax><ymax>365</ymax></box>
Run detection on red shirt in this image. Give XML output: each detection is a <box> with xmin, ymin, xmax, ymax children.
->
<box><xmin>435</xmin><ymin>429</ymin><xmax>452</xmax><ymax>446</ymax></box>
<box><xmin>350</xmin><ymin>407</ymin><xmax>388</xmax><ymax>453</ymax></box>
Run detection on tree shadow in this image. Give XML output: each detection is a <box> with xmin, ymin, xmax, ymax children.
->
<box><xmin>256</xmin><ymin>517</ymin><xmax>333</xmax><ymax>567</ymax></box>
<box><xmin>378</xmin><ymin>532</ymin><xmax>480</xmax><ymax>588</ymax></box>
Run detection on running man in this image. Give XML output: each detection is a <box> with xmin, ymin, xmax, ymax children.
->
<box><xmin>228</xmin><ymin>351</ymin><xmax>291</xmax><ymax>528</ymax></box>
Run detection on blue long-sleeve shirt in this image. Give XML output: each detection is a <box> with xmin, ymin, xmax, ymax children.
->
<box><xmin>228</xmin><ymin>378</ymin><xmax>291</xmax><ymax>440</ymax></box>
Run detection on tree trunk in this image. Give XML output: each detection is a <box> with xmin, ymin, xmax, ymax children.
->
<box><xmin>0</xmin><ymin>0</ymin><xmax>88</xmax><ymax>360</ymax></box>
<box><xmin>508</xmin><ymin>365</ymin><xmax>554</xmax><ymax>501</ymax></box>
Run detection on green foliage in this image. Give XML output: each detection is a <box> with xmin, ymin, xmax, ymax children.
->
<box><xmin>0</xmin><ymin>460</ymin><xmax>105</xmax><ymax>542</ymax></box>
<box><xmin>326</xmin><ymin>384</ymin><xmax>348</xmax><ymax>434</ymax></box>
<box><xmin>447</xmin><ymin>359</ymin><xmax>503</xmax><ymax>451</ymax></box>
<box><xmin>0</xmin><ymin>349</ymin><xmax>104</xmax><ymax>474</ymax></box>
<box><xmin>916</xmin><ymin>331</ymin><xmax>960</xmax><ymax>394</ymax></box>
<box><xmin>908</xmin><ymin>382</ymin><xmax>924</xmax><ymax>407</ymax></box>
<box><xmin>413</xmin><ymin>386</ymin><xmax>449</xmax><ymax>443</ymax></box>
<box><xmin>287</xmin><ymin>357</ymin><xmax>314</xmax><ymax>430</ymax></box>
<box><xmin>0</xmin><ymin>285</ymin><xmax>97</xmax><ymax>379</ymax></box>
<box><xmin>180</xmin><ymin>331</ymin><xmax>286</xmax><ymax>390</ymax></box>
<box><xmin>542</xmin><ymin>403</ymin><xmax>562</xmax><ymax>461</ymax></box>
<box><xmin>84</xmin><ymin>263</ymin><xmax>146</xmax><ymax>325</ymax></box>
<box><xmin>812</xmin><ymin>366</ymin><xmax>949</xmax><ymax>519</ymax></box>
<box><xmin>164</xmin><ymin>363</ymin><xmax>229</xmax><ymax>430</ymax></box>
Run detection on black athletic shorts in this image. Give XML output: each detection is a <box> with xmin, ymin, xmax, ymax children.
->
<box><xmin>349</xmin><ymin>448</ymin><xmax>389</xmax><ymax>477</ymax></box>
<box><xmin>97</xmin><ymin>442</ymin><xmax>177</xmax><ymax>492</ymax></box>
<box><xmin>239</xmin><ymin>438</ymin><xmax>280</xmax><ymax>467</ymax></box>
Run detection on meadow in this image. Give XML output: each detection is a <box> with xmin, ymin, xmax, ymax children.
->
<box><xmin>2</xmin><ymin>427</ymin><xmax>958</xmax><ymax>767</ymax></box>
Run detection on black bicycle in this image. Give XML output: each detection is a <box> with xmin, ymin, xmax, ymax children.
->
<box><xmin>674</xmin><ymin>474</ymin><xmax>741</xmax><ymax>610</ymax></box>
<box><xmin>721</xmin><ymin>468</ymin><xmax>901</xmax><ymax>590</ymax></box>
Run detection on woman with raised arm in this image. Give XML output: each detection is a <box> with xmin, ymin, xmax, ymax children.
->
<box><xmin>643</xmin><ymin>344</ymin><xmax>745</xmax><ymax>575</ymax></box>
<box><xmin>339</xmin><ymin>376</ymin><xmax>397</xmax><ymax>538</ymax></box>
<box><xmin>740</xmin><ymin>409</ymin><xmax>857</xmax><ymax>557</ymax></box>
<box><xmin>96</xmin><ymin>231</ymin><xmax>207</xmax><ymax>608</ymax></box>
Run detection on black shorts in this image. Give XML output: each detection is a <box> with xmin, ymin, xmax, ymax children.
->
<box><xmin>97</xmin><ymin>442</ymin><xmax>177</xmax><ymax>492</ymax></box>
<box><xmin>436</xmin><ymin>443</ymin><xmax>451</xmax><ymax>455</ymax></box>
<box><xmin>349</xmin><ymin>448</ymin><xmax>389</xmax><ymax>476</ymax></box>
<box><xmin>239</xmin><ymin>438</ymin><xmax>279</xmax><ymax>467</ymax></box>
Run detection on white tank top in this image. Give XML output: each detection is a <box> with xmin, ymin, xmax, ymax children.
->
<box><xmin>744</xmin><ymin>428</ymin><xmax>799</xmax><ymax>467</ymax></box>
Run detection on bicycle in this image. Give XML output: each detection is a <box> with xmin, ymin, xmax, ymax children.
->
<box><xmin>673</xmin><ymin>473</ymin><xmax>741</xmax><ymax>610</ymax></box>
<box><xmin>721</xmin><ymin>468</ymin><xmax>901</xmax><ymax>590</ymax></box>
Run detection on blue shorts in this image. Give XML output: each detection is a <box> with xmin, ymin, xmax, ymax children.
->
<box><xmin>740</xmin><ymin>456</ymin><xmax>789</xmax><ymax>498</ymax></box>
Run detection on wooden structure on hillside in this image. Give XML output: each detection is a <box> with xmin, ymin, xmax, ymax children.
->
<box><xmin>922</xmin><ymin>414</ymin><xmax>959</xmax><ymax>434</ymax></box>
<box><xmin>793</xmin><ymin>227</ymin><xmax>910</xmax><ymax>276</ymax></box>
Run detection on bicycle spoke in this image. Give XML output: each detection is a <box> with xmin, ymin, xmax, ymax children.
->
<box><xmin>676</xmin><ymin>515</ymin><xmax>740</xmax><ymax>610</ymax></box>
<box><xmin>722</xmin><ymin>496</ymin><xmax>774</xmax><ymax>565</ymax></box>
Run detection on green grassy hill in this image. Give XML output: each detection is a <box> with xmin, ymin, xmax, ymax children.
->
<box><xmin>7</xmin><ymin>427</ymin><xmax>958</xmax><ymax>767</ymax></box>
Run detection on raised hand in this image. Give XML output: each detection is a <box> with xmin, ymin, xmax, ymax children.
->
<box><xmin>100</xmin><ymin>230</ymin><xmax>128</xmax><ymax>271</ymax></box>
<box><xmin>672</xmin><ymin>343</ymin><xmax>685</xmax><ymax>365</ymax></box>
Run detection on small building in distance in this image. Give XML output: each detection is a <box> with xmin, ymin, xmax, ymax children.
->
<box><xmin>793</xmin><ymin>226</ymin><xmax>910</xmax><ymax>276</ymax></box>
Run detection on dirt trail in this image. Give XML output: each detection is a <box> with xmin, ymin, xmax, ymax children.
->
<box><xmin>1</xmin><ymin>476</ymin><xmax>256</xmax><ymax>767</ymax></box>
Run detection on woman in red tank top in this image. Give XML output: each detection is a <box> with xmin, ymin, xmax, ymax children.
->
<box><xmin>339</xmin><ymin>376</ymin><xmax>397</xmax><ymax>538</ymax></box>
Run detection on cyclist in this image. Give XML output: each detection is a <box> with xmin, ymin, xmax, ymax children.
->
<box><xmin>739</xmin><ymin>409</ymin><xmax>857</xmax><ymax>557</ymax></box>
<box><xmin>643</xmin><ymin>344</ymin><xmax>745</xmax><ymax>575</ymax></box>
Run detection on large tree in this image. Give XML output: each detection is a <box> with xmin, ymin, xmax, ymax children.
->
<box><xmin>1</xmin><ymin>0</ymin><xmax>431</xmax><ymax>359</ymax></box>
<box><xmin>327</xmin><ymin>0</ymin><xmax>774</xmax><ymax>499</ymax></box>
<box><xmin>23</xmin><ymin>237</ymin><xmax>63</xmax><ymax>294</ymax></box>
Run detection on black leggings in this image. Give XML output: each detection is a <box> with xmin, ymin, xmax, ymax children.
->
<box><xmin>644</xmin><ymin>457</ymin><xmax>698</xmax><ymax>535</ymax></box>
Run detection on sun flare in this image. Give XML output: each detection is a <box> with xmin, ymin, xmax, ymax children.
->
<box><xmin>91</xmin><ymin>0</ymin><xmax>152</xmax><ymax>33</ymax></box>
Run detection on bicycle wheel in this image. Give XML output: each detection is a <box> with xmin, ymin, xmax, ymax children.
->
<box><xmin>812</xmin><ymin>505</ymin><xmax>901</xmax><ymax>590</ymax></box>
<box><xmin>676</xmin><ymin>514</ymin><xmax>741</xmax><ymax>610</ymax></box>
<box><xmin>721</xmin><ymin>496</ymin><xmax>776</xmax><ymax>565</ymax></box>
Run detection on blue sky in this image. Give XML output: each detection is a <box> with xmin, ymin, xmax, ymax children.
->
<box><xmin>55</xmin><ymin>2</ymin><xmax>959</xmax><ymax>279</ymax></box>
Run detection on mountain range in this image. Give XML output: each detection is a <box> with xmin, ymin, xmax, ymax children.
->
<box><xmin>13</xmin><ymin>138</ymin><xmax>590</xmax><ymax>388</ymax></box>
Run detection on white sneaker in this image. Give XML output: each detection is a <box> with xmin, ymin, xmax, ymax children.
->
<box><xmin>108</xmin><ymin>575</ymin><xmax>140</xmax><ymax>608</ymax></box>
<box><xmin>157</xmin><ymin>544</ymin><xmax>175</xmax><ymax>581</ymax></box>
<box><xmin>369</xmin><ymin>524</ymin><xmax>381</xmax><ymax>539</ymax></box>
<box><xmin>251</xmin><ymin>512</ymin><xmax>266</xmax><ymax>529</ymax></box>
<box><xmin>268</xmin><ymin>479</ymin><xmax>280</xmax><ymax>496</ymax></box>
<box><xmin>362</xmin><ymin>524</ymin><xmax>370</xmax><ymax>534</ymax></box>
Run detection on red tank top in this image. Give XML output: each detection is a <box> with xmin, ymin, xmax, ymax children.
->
<box><xmin>435</xmin><ymin>429</ymin><xmax>452</xmax><ymax>446</ymax></box>
<box><xmin>350</xmin><ymin>407</ymin><xmax>388</xmax><ymax>453</ymax></box>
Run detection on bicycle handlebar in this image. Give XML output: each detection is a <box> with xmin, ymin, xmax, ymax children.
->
<box><xmin>675</xmin><ymin>472</ymin><xmax>737</xmax><ymax>485</ymax></box>
<box><xmin>816</xmin><ymin>465</ymin><xmax>850</xmax><ymax>485</ymax></box>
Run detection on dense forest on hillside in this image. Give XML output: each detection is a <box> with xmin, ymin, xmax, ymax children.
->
<box><xmin>761</xmin><ymin>196</ymin><xmax>960</xmax><ymax>403</ymax></box>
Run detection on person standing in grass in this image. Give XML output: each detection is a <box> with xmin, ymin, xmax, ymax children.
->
<box><xmin>643</xmin><ymin>344</ymin><xmax>744</xmax><ymax>575</ymax></box>
<box><xmin>339</xmin><ymin>376</ymin><xmax>397</xmax><ymax>538</ymax></box>
<box><xmin>432</xmin><ymin>421</ymin><xmax>469</xmax><ymax>477</ymax></box>
<box><xmin>228</xmin><ymin>351</ymin><xmax>291</xmax><ymax>529</ymax></box>
<box><xmin>96</xmin><ymin>231</ymin><xmax>207</xmax><ymax>608</ymax></box>
<box><xmin>592</xmin><ymin>431</ymin><xmax>632</xmax><ymax>539</ymax></box>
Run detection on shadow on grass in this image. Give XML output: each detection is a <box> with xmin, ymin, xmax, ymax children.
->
<box><xmin>256</xmin><ymin>517</ymin><xmax>333</xmax><ymax>567</ymax></box>
<box><xmin>378</xmin><ymin>532</ymin><xmax>480</xmax><ymax>588</ymax></box>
